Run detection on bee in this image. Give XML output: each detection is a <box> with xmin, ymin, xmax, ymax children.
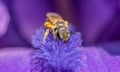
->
<box><xmin>43</xmin><ymin>12</ymin><xmax>70</xmax><ymax>43</ymax></box>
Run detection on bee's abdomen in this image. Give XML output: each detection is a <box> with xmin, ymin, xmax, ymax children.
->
<box><xmin>58</xmin><ymin>27</ymin><xmax>70</xmax><ymax>42</ymax></box>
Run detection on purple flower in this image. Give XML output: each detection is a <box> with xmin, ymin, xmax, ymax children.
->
<box><xmin>32</xmin><ymin>25</ymin><xmax>83</xmax><ymax>72</ymax></box>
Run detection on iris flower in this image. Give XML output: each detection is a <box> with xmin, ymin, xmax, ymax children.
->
<box><xmin>1</xmin><ymin>0</ymin><xmax>120</xmax><ymax>72</ymax></box>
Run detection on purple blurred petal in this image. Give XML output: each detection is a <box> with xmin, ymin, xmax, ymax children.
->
<box><xmin>0</xmin><ymin>46</ymin><xmax>120</xmax><ymax>72</ymax></box>
<box><xmin>0</xmin><ymin>2</ymin><xmax>10</xmax><ymax>37</ymax></box>
<box><xmin>79</xmin><ymin>0</ymin><xmax>118</xmax><ymax>43</ymax></box>
<box><xmin>85</xmin><ymin>47</ymin><xmax>120</xmax><ymax>72</ymax></box>
<box><xmin>12</xmin><ymin>0</ymin><xmax>52</xmax><ymax>42</ymax></box>
<box><xmin>0</xmin><ymin>47</ymin><xmax>34</xmax><ymax>72</ymax></box>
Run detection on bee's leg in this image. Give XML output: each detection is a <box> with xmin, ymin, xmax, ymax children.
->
<box><xmin>64</xmin><ymin>20</ymin><xmax>69</xmax><ymax>27</ymax></box>
<box><xmin>43</xmin><ymin>29</ymin><xmax>50</xmax><ymax>43</ymax></box>
<box><xmin>52</xmin><ymin>29</ymin><xmax>57</xmax><ymax>41</ymax></box>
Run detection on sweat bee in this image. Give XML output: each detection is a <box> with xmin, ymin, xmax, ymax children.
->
<box><xmin>43</xmin><ymin>12</ymin><xmax>70</xmax><ymax>43</ymax></box>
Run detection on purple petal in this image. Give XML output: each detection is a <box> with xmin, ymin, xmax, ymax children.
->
<box><xmin>0</xmin><ymin>46</ymin><xmax>120</xmax><ymax>72</ymax></box>
<box><xmin>0</xmin><ymin>47</ymin><xmax>34</xmax><ymax>72</ymax></box>
<box><xmin>12</xmin><ymin>0</ymin><xmax>52</xmax><ymax>42</ymax></box>
<box><xmin>0</xmin><ymin>2</ymin><xmax>10</xmax><ymax>37</ymax></box>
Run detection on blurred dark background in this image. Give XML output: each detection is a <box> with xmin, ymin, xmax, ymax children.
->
<box><xmin>0</xmin><ymin>0</ymin><xmax>120</xmax><ymax>47</ymax></box>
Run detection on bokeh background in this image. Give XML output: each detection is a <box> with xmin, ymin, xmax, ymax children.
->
<box><xmin>0</xmin><ymin>0</ymin><xmax>120</xmax><ymax>48</ymax></box>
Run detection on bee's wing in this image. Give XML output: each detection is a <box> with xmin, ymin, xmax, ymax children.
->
<box><xmin>46</xmin><ymin>12</ymin><xmax>62</xmax><ymax>18</ymax></box>
<box><xmin>46</xmin><ymin>12</ymin><xmax>63</xmax><ymax>23</ymax></box>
